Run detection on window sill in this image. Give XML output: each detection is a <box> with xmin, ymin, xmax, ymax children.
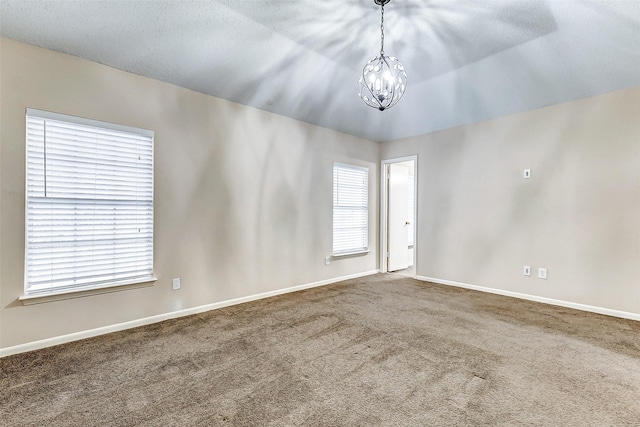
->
<box><xmin>19</xmin><ymin>277</ymin><xmax>157</xmax><ymax>305</ymax></box>
<box><xmin>331</xmin><ymin>249</ymin><xmax>370</xmax><ymax>258</ymax></box>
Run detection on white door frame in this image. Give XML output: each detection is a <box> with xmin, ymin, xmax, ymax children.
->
<box><xmin>380</xmin><ymin>155</ymin><xmax>418</xmax><ymax>275</ymax></box>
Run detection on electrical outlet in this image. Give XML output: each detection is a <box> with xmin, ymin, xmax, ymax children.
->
<box><xmin>325</xmin><ymin>256</ymin><xmax>331</xmax><ymax>266</ymax></box>
<box><xmin>172</xmin><ymin>277</ymin><xmax>181</xmax><ymax>290</ymax></box>
<box><xmin>538</xmin><ymin>268</ymin><xmax>547</xmax><ymax>279</ymax></box>
<box><xmin>523</xmin><ymin>266</ymin><xmax>531</xmax><ymax>276</ymax></box>
<box><xmin>524</xmin><ymin>169</ymin><xmax>531</xmax><ymax>179</ymax></box>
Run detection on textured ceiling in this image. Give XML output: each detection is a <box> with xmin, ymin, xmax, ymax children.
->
<box><xmin>1</xmin><ymin>0</ymin><xmax>639</xmax><ymax>142</ymax></box>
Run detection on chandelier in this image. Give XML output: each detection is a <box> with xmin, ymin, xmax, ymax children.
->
<box><xmin>358</xmin><ymin>0</ymin><xmax>407</xmax><ymax>111</ymax></box>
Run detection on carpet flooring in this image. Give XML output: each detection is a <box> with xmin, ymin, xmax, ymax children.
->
<box><xmin>1</xmin><ymin>274</ymin><xmax>640</xmax><ymax>426</ymax></box>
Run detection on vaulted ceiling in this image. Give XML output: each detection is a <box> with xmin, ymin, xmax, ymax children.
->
<box><xmin>1</xmin><ymin>1</ymin><xmax>639</xmax><ymax>142</ymax></box>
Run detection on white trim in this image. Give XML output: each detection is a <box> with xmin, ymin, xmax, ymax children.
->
<box><xmin>380</xmin><ymin>155</ymin><xmax>418</xmax><ymax>276</ymax></box>
<box><xmin>331</xmin><ymin>249</ymin><xmax>370</xmax><ymax>258</ymax></box>
<box><xmin>0</xmin><ymin>270</ymin><xmax>379</xmax><ymax>358</ymax></box>
<box><xmin>380</xmin><ymin>163</ymin><xmax>387</xmax><ymax>272</ymax></box>
<box><xmin>19</xmin><ymin>277</ymin><xmax>157</xmax><ymax>305</ymax></box>
<box><xmin>416</xmin><ymin>275</ymin><xmax>640</xmax><ymax>322</ymax></box>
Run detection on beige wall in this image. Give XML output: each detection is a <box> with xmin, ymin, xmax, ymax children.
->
<box><xmin>382</xmin><ymin>86</ymin><xmax>640</xmax><ymax>315</ymax></box>
<box><xmin>0</xmin><ymin>38</ymin><xmax>379</xmax><ymax>349</ymax></box>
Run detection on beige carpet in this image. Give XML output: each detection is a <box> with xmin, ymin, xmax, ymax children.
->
<box><xmin>2</xmin><ymin>274</ymin><xmax>639</xmax><ymax>426</ymax></box>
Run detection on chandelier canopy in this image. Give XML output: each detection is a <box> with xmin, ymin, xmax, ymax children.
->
<box><xmin>358</xmin><ymin>0</ymin><xmax>407</xmax><ymax>111</ymax></box>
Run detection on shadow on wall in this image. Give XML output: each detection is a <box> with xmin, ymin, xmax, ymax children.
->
<box><xmin>151</xmin><ymin>85</ymin><xmax>239</xmax><ymax>301</ymax></box>
<box><xmin>149</xmin><ymin>82</ymin><xmax>367</xmax><ymax>300</ymax></box>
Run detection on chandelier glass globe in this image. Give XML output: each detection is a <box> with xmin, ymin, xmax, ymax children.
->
<box><xmin>359</xmin><ymin>55</ymin><xmax>407</xmax><ymax>111</ymax></box>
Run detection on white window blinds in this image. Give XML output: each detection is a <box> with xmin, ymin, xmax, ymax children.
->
<box><xmin>333</xmin><ymin>163</ymin><xmax>368</xmax><ymax>255</ymax></box>
<box><xmin>25</xmin><ymin>109</ymin><xmax>154</xmax><ymax>295</ymax></box>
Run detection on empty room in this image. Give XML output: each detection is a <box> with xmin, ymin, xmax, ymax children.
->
<box><xmin>1</xmin><ymin>1</ymin><xmax>639</xmax><ymax>425</ymax></box>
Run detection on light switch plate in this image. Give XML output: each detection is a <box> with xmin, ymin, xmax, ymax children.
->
<box><xmin>172</xmin><ymin>277</ymin><xmax>181</xmax><ymax>290</ymax></box>
<box><xmin>524</xmin><ymin>169</ymin><xmax>531</xmax><ymax>179</ymax></box>
<box><xmin>523</xmin><ymin>266</ymin><xmax>531</xmax><ymax>276</ymax></box>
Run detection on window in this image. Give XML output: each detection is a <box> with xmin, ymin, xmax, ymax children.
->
<box><xmin>25</xmin><ymin>109</ymin><xmax>154</xmax><ymax>296</ymax></box>
<box><xmin>333</xmin><ymin>163</ymin><xmax>368</xmax><ymax>255</ymax></box>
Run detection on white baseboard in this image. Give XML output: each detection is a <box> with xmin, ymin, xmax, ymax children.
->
<box><xmin>0</xmin><ymin>270</ymin><xmax>379</xmax><ymax>358</ymax></box>
<box><xmin>416</xmin><ymin>275</ymin><xmax>640</xmax><ymax>322</ymax></box>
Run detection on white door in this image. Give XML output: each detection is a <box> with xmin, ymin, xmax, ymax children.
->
<box><xmin>388</xmin><ymin>164</ymin><xmax>409</xmax><ymax>271</ymax></box>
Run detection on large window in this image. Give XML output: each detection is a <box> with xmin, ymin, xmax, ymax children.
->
<box><xmin>25</xmin><ymin>109</ymin><xmax>154</xmax><ymax>296</ymax></box>
<box><xmin>333</xmin><ymin>163</ymin><xmax>369</xmax><ymax>255</ymax></box>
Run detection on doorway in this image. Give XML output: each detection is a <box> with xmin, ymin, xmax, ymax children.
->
<box><xmin>380</xmin><ymin>156</ymin><xmax>417</xmax><ymax>276</ymax></box>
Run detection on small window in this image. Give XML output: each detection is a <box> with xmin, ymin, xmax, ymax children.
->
<box><xmin>25</xmin><ymin>109</ymin><xmax>154</xmax><ymax>296</ymax></box>
<box><xmin>333</xmin><ymin>163</ymin><xmax>368</xmax><ymax>255</ymax></box>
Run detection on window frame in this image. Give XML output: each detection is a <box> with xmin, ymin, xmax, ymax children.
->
<box><xmin>332</xmin><ymin>162</ymin><xmax>370</xmax><ymax>257</ymax></box>
<box><xmin>22</xmin><ymin>108</ymin><xmax>156</xmax><ymax>301</ymax></box>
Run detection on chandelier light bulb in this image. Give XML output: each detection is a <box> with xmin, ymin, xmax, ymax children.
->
<box><xmin>358</xmin><ymin>0</ymin><xmax>407</xmax><ymax>111</ymax></box>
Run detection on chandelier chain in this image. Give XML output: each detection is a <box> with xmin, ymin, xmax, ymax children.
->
<box><xmin>380</xmin><ymin>3</ymin><xmax>385</xmax><ymax>55</ymax></box>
